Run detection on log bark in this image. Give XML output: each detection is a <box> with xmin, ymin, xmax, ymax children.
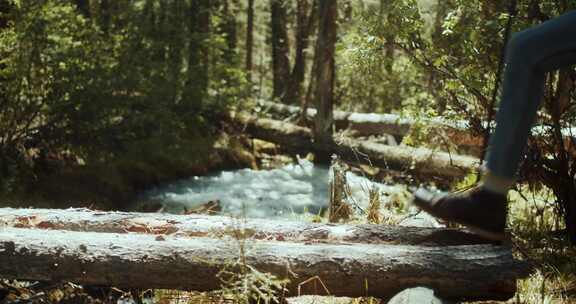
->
<box><xmin>0</xmin><ymin>227</ymin><xmax>529</xmax><ymax>301</ymax></box>
<box><xmin>0</xmin><ymin>208</ymin><xmax>495</xmax><ymax>246</ymax></box>
<box><xmin>230</xmin><ymin>112</ymin><xmax>479</xmax><ymax>179</ymax></box>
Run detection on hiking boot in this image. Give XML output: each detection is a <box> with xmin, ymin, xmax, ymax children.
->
<box><xmin>411</xmin><ymin>186</ymin><xmax>508</xmax><ymax>241</ymax></box>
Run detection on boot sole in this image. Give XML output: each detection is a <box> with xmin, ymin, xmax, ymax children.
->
<box><xmin>412</xmin><ymin>190</ymin><xmax>508</xmax><ymax>242</ymax></box>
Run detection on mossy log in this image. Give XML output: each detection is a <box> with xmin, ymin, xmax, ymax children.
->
<box><xmin>0</xmin><ymin>227</ymin><xmax>529</xmax><ymax>301</ymax></box>
<box><xmin>229</xmin><ymin>112</ymin><xmax>479</xmax><ymax>179</ymax></box>
<box><xmin>0</xmin><ymin>207</ymin><xmax>495</xmax><ymax>246</ymax></box>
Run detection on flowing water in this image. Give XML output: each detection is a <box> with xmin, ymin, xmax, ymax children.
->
<box><xmin>141</xmin><ymin>159</ymin><xmax>409</xmax><ymax>220</ymax></box>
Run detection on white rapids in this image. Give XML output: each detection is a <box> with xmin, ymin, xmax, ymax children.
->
<box><xmin>141</xmin><ymin>159</ymin><xmax>408</xmax><ymax>219</ymax></box>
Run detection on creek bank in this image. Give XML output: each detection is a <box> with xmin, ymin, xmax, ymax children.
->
<box><xmin>3</xmin><ymin>132</ymin><xmax>257</xmax><ymax>211</ymax></box>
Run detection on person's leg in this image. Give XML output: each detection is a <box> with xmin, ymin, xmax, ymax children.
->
<box><xmin>413</xmin><ymin>11</ymin><xmax>576</xmax><ymax>240</ymax></box>
<box><xmin>485</xmin><ymin>10</ymin><xmax>576</xmax><ymax>185</ymax></box>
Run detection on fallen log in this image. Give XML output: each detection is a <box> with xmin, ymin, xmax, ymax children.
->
<box><xmin>258</xmin><ymin>101</ymin><xmax>481</xmax><ymax>147</ymax></box>
<box><xmin>0</xmin><ymin>207</ymin><xmax>494</xmax><ymax>246</ymax></box>
<box><xmin>0</xmin><ymin>227</ymin><xmax>529</xmax><ymax>301</ymax></box>
<box><xmin>260</xmin><ymin>101</ymin><xmax>576</xmax><ymax>159</ymax></box>
<box><xmin>230</xmin><ymin>112</ymin><xmax>479</xmax><ymax>179</ymax></box>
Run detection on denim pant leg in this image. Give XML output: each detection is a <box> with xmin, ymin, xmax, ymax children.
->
<box><xmin>485</xmin><ymin>10</ymin><xmax>576</xmax><ymax>179</ymax></box>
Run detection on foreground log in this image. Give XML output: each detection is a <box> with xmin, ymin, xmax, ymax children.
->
<box><xmin>230</xmin><ymin>112</ymin><xmax>479</xmax><ymax>179</ymax></box>
<box><xmin>0</xmin><ymin>208</ymin><xmax>494</xmax><ymax>246</ymax></box>
<box><xmin>0</xmin><ymin>227</ymin><xmax>529</xmax><ymax>301</ymax></box>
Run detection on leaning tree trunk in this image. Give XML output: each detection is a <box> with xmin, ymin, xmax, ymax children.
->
<box><xmin>312</xmin><ymin>0</ymin><xmax>337</xmax><ymax>161</ymax></box>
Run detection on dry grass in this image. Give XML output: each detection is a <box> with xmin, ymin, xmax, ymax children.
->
<box><xmin>366</xmin><ymin>185</ymin><xmax>382</xmax><ymax>224</ymax></box>
<box><xmin>328</xmin><ymin>156</ymin><xmax>353</xmax><ymax>223</ymax></box>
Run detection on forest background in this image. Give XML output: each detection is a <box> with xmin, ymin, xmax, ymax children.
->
<box><xmin>0</xmin><ymin>0</ymin><xmax>576</xmax><ymax>302</ymax></box>
<box><xmin>2</xmin><ymin>0</ymin><xmax>576</xmax><ymax>302</ymax></box>
<box><xmin>1</xmin><ymin>0</ymin><xmax>576</xmax><ymax>238</ymax></box>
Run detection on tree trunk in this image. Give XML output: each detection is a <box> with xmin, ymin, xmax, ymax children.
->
<box><xmin>312</xmin><ymin>0</ymin><xmax>337</xmax><ymax>161</ymax></box>
<box><xmin>221</xmin><ymin>0</ymin><xmax>237</xmax><ymax>63</ymax></box>
<box><xmin>0</xmin><ymin>227</ymin><xmax>528</xmax><ymax>301</ymax></box>
<box><xmin>302</xmin><ymin>48</ymin><xmax>317</xmax><ymax>124</ymax></box>
<box><xmin>245</xmin><ymin>0</ymin><xmax>254</xmax><ymax>81</ymax></box>
<box><xmin>270</xmin><ymin>0</ymin><xmax>291</xmax><ymax>99</ymax></box>
<box><xmin>0</xmin><ymin>208</ymin><xmax>495</xmax><ymax>246</ymax></box>
<box><xmin>229</xmin><ymin>112</ymin><xmax>479</xmax><ymax>179</ymax></box>
<box><xmin>282</xmin><ymin>0</ymin><xmax>317</xmax><ymax>106</ymax></box>
<box><xmin>187</xmin><ymin>0</ymin><xmax>211</xmax><ymax>103</ymax></box>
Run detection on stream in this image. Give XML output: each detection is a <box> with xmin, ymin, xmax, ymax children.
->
<box><xmin>141</xmin><ymin>159</ymin><xmax>410</xmax><ymax>220</ymax></box>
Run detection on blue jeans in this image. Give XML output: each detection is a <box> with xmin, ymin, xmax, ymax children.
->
<box><xmin>485</xmin><ymin>10</ymin><xmax>576</xmax><ymax>179</ymax></box>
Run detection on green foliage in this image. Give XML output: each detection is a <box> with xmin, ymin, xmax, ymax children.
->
<box><xmin>0</xmin><ymin>0</ymin><xmax>110</xmax><ymax>192</ymax></box>
<box><xmin>0</xmin><ymin>0</ymin><xmax>247</xmax><ymax>198</ymax></box>
<box><xmin>337</xmin><ymin>0</ymin><xmax>427</xmax><ymax>113</ymax></box>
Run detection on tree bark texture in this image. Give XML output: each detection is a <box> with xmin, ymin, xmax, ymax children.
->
<box><xmin>312</xmin><ymin>0</ymin><xmax>337</xmax><ymax>150</ymax></box>
<box><xmin>0</xmin><ymin>227</ymin><xmax>529</xmax><ymax>301</ymax></box>
<box><xmin>0</xmin><ymin>208</ymin><xmax>496</xmax><ymax>246</ymax></box>
<box><xmin>271</xmin><ymin>0</ymin><xmax>291</xmax><ymax>99</ymax></box>
<box><xmin>230</xmin><ymin>112</ymin><xmax>479</xmax><ymax>179</ymax></box>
